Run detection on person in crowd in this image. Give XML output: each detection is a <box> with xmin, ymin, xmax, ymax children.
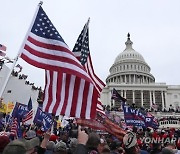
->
<box><xmin>161</xmin><ymin>147</ymin><xmax>176</xmax><ymax>154</ymax></box>
<box><xmin>53</xmin><ymin>141</ymin><xmax>67</xmax><ymax>154</ymax></box>
<box><xmin>2</xmin><ymin>137</ymin><xmax>40</xmax><ymax>154</ymax></box>
<box><xmin>86</xmin><ymin>132</ymin><xmax>101</xmax><ymax>153</ymax></box>
<box><xmin>44</xmin><ymin>141</ymin><xmax>55</xmax><ymax>154</ymax></box>
<box><xmin>68</xmin><ymin>138</ymin><xmax>78</xmax><ymax>154</ymax></box>
<box><xmin>74</xmin><ymin>126</ymin><xmax>89</xmax><ymax>154</ymax></box>
<box><xmin>0</xmin><ymin>134</ymin><xmax>10</xmax><ymax>154</ymax></box>
<box><xmin>150</xmin><ymin>143</ymin><xmax>162</xmax><ymax>154</ymax></box>
<box><xmin>109</xmin><ymin>140</ymin><xmax>122</xmax><ymax>154</ymax></box>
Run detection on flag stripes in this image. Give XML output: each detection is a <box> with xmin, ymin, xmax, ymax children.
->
<box><xmin>22</xmin><ymin>97</ymin><xmax>33</xmax><ymax>123</ymax></box>
<box><xmin>43</xmin><ymin>70</ymin><xmax>98</xmax><ymax>119</ymax></box>
<box><xmin>72</xmin><ymin>21</ymin><xmax>106</xmax><ymax>117</ymax></box>
<box><xmin>84</xmin><ymin>55</ymin><xmax>105</xmax><ymax>93</ymax></box>
<box><xmin>23</xmin><ymin>110</ymin><xmax>33</xmax><ymax>123</ymax></box>
<box><xmin>21</xmin><ymin>33</ymin><xmax>91</xmax><ymax>82</ymax></box>
<box><xmin>10</xmin><ymin>118</ymin><xmax>18</xmax><ymax>137</ymax></box>
<box><xmin>20</xmin><ymin>6</ymin><xmax>99</xmax><ymax>119</ymax></box>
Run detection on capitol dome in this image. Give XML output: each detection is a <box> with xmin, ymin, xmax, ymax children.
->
<box><xmin>106</xmin><ymin>33</ymin><xmax>155</xmax><ymax>84</ymax></box>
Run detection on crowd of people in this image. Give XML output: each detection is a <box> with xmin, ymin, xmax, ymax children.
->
<box><xmin>1</xmin><ymin>115</ymin><xmax>180</xmax><ymax>154</ymax></box>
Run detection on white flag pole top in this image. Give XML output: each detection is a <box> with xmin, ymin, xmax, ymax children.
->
<box><xmin>0</xmin><ymin>2</ymin><xmax>43</xmax><ymax>98</ymax></box>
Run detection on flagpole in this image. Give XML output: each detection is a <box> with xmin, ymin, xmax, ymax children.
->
<box><xmin>0</xmin><ymin>1</ymin><xmax>43</xmax><ymax>98</ymax></box>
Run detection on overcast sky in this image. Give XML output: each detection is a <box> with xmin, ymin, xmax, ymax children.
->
<box><xmin>1</xmin><ymin>0</ymin><xmax>180</xmax><ymax>88</ymax></box>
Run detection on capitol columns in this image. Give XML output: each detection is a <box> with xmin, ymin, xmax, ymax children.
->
<box><xmin>133</xmin><ymin>74</ymin><xmax>136</xmax><ymax>83</ymax></box>
<box><xmin>150</xmin><ymin>91</ymin><xmax>152</xmax><ymax>108</ymax></box>
<box><xmin>164</xmin><ymin>91</ymin><xmax>167</xmax><ymax>109</ymax></box>
<box><xmin>141</xmin><ymin>90</ymin><xmax>144</xmax><ymax>107</ymax></box>
<box><xmin>161</xmin><ymin>91</ymin><xmax>165</xmax><ymax>110</ymax></box>
<box><xmin>124</xmin><ymin>90</ymin><xmax>127</xmax><ymax>98</ymax></box>
<box><xmin>109</xmin><ymin>90</ymin><xmax>113</xmax><ymax>108</ymax></box>
<box><xmin>132</xmin><ymin>90</ymin><xmax>135</xmax><ymax>104</ymax></box>
<box><xmin>153</xmin><ymin>91</ymin><xmax>156</xmax><ymax>104</ymax></box>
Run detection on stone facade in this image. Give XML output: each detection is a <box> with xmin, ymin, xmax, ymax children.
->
<box><xmin>101</xmin><ymin>34</ymin><xmax>180</xmax><ymax>111</ymax></box>
<box><xmin>0</xmin><ymin>65</ymin><xmax>39</xmax><ymax>111</ymax></box>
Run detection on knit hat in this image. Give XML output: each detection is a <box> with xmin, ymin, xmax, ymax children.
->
<box><xmin>46</xmin><ymin>141</ymin><xmax>55</xmax><ymax>150</ymax></box>
<box><xmin>69</xmin><ymin>138</ymin><xmax>78</xmax><ymax>148</ymax></box>
<box><xmin>25</xmin><ymin>130</ymin><xmax>36</xmax><ymax>139</ymax></box>
<box><xmin>3</xmin><ymin>137</ymin><xmax>40</xmax><ymax>154</ymax></box>
<box><xmin>54</xmin><ymin>141</ymin><xmax>67</xmax><ymax>152</ymax></box>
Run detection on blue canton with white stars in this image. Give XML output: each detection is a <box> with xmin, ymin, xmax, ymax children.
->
<box><xmin>73</xmin><ymin>26</ymin><xmax>90</xmax><ymax>65</ymax></box>
<box><xmin>31</xmin><ymin>6</ymin><xmax>65</xmax><ymax>43</ymax></box>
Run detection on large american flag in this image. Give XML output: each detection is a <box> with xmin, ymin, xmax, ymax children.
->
<box><xmin>23</xmin><ymin>97</ymin><xmax>33</xmax><ymax>123</ymax></box>
<box><xmin>72</xmin><ymin>21</ymin><xmax>106</xmax><ymax>114</ymax></box>
<box><xmin>20</xmin><ymin>5</ymin><xmax>98</xmax><ymax>119</ymax></box>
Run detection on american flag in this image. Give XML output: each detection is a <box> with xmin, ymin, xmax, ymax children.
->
<box><xmin>0</xmin><ymin>44</ymin><xmax>6</xmax><ymax>51</ymax></box>
<box><xmin>20</xmin><ymin>5</ymin><xmax>98</xmax><ymax>119</ymax></box>
<box><xmin>10</xmin><ymin>118</ymin><xmax>18</xmax><ymax>138</ymax></box>
<box><xmin>76</xmin><ymin>112</ymin><xmax>126</xmax><ymax>140</ymax></box>
<box><xmin>111</xmin><ymin>88</ymin><xmax>127</xmax><ymax>103</ymax></box>
<box><xmin>72</xmin><ymin>21</ymin><xmax>105</xmax><ymax>94</ymax></box>
<box><xmin>23</xmin><ymin>97</ymin><xmax>33</xmax><ymax>123</ymax></box>
<box><xmin>72</xmin><ymin>20</ymin><xmax>106</xmax><ymax>114</ymax></box>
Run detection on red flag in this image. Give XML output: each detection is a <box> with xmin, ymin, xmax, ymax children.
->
<box><xmin>20</xmin><ymin>6</ymin><xmax>98</xmax><ymax>119</ymax></box>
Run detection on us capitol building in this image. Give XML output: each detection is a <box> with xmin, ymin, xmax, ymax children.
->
<box><xmin>101</xmin><ymin>34</ymin><xmax>180</xmax><ymax>111</ymax></box>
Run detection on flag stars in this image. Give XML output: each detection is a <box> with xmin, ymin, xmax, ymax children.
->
<box><xmin>31</xmin><ymin>9</ymin><xmax>65</xmax><ymax>42</ymax></box>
